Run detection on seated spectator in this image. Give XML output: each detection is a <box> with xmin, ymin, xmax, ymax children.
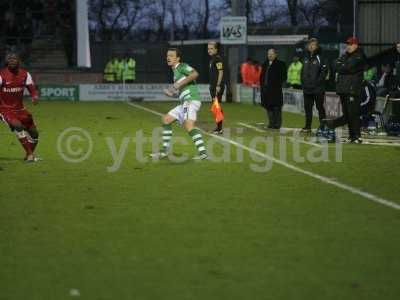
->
<box><xmin>376</xmin><ymin>64</ymin><xmax>395</xmax><ymax>97</ymax></box>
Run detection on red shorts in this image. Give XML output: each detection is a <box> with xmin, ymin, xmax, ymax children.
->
<box><xmin>0</xmin><ymin>108</ymin><xmax>36</xmax><ymax>130</ymax></box>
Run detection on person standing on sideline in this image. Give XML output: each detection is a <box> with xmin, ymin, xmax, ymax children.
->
<box><xmin>103</xmin><ymin>56</ymin><xmax>117</xmax><ymax>83</ymax></box>
<box><xmin>207</xmin><ymin>41</ymin><xmax>225</xmax><ymax>134</ymax></box>
<box><xmin>391</xmin><ymin>42</ymin><xmax>400</xmax><ymax>85</ymax></box>
<box><xmin>300</xmin><ymin>38</ymin><xmax>328</xmax><ymax>133</ymax></box>
<box><xmin>287</xmin><ymin>55</ymin><xmax>302</xmax><ymax>89</ymax></box>
<box><xmin>260</xmin><ymin>48</ymin><xmax>287</xmax><ymax>129</ymax></box>
<box><xmin>123</xmin><ymin>53</ymin><xmax>136</xmax><ymax>83</ymax></box>
<box><xmin>240</xmin><ymin>58</ymin><xmax>254</xmax><ymax>86</ymax></box>
<box><xmin>326</xmin><ymin>37</ymin><xmax>366</xmax><ymax>143</ymax></box>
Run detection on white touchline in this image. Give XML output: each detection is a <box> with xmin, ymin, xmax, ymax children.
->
<box><xmin>130</xmin><ymin>103</ymin><xmax>400</xmax><ymax>211</ymax></box>
<box><xmin>237</xmin><ymin>122</ymin><xmax>323</xmax><ymax>148</ymax></box>
<box><xmin>237</xmin><ymin>122</ymin><xmax>265</xmax><ymax>133</ymax></box>
<box><xmin>354</xmin><ymin>140</ymin><xmax>400</xmax><ymax>147</ymax></box>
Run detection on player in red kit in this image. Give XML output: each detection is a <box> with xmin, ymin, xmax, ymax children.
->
<box><xmin>0</xmin><ymin>53</ymin><xmax>40</xmax><ymax>162</ymax></box>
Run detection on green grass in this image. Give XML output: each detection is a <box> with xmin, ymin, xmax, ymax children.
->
<box><xmin>1</xmin><ymin>101</ymin><xmax>400</xmax><ymax>300</ymax></box>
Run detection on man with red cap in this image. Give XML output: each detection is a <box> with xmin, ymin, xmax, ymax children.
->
<box><xmin>326</xmin><ymin>37</ymin><xmax>366</xmax><ymax>143</ymax></box>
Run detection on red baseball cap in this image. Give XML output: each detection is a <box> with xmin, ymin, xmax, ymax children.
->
<box><xmin>346</xmin><ymin>37</ymin><xmax>359</xmax><ymax>45</ymax></box>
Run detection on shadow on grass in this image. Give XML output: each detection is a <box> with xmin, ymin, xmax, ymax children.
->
<box><xmin>0</xmin><ymin>157</ymin><xmax>21</xmax><ymax>162</ymax></box>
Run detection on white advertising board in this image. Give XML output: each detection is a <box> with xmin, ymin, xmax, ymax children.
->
<box><xmin>220</xmin><ymin>16</ymin><xmax>247</xmax><ymax>45</ymax></box>
<box><xmin>79</xmin><ymin>84</ymin><xmax>220</xmax><ymax>102</ymax></box>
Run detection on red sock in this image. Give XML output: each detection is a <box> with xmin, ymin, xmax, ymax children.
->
<box><xmin>30</xmin><ymin>139</ymin><xmax>38</xmax><ymax>152</ymax></box>
<box><xmin>18</xmin><ymin>137</ymin><xmax>33</xmax><ymax>156</ymax></box>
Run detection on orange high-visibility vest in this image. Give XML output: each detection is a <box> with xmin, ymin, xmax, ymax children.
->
<box><xmin>251</xmin><ymin>64</ymin><xmax>262</xmax><ymax>86</ymax></box>
<box><xmin>240</xmin><ymin>62</ymin><xmax>253</xmax><ymax>86</ymax></box>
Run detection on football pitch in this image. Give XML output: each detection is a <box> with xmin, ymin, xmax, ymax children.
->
<box><xmin>1</xmin><ymin>100</ymin><xmax>400</xmax><ymax>300</ymax></box>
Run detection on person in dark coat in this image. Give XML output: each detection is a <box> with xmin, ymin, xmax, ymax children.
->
<box><xmin>327</xmin><ymin>37</ymin><xmax>366</xmax><ymax>143</ymax></box>
<box><xmin>300</xmin><ymin>38</ymin><xmax>328</xmax><ymax>133</ymax></box>
<box><xmin>260</xmin><ymin>48</ymin><xmax>287</xmax><ymax>129</ymax></box>
<box><xmin>394</xmin><ymin>42</ymin><xmax>400</xmax><ymax>85</ymax></box>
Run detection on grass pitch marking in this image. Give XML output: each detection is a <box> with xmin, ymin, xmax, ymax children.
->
<box><xmin>237</xmin><ymin>122</ymin><xmax>323</xmax><ymax>148</ymax></box>
<box><xmin>237</xmin><ymin>122</ymin><xmax>265</xmax><ymax>133</ymax></box>
<box><xmin>130</xmin><ymin>103</ymin><xmax>400</xmax><ymax>211</ymax></box>
<box><xmin>361</xmin><ymin>141</ymin><xmax>400</xmax><ymax>147</ymax></box>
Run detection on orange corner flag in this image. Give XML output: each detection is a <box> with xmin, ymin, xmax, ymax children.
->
<box><xmin>210</xmin><ymin>97</ymin><xmax>224</xmax><ymax>123</ymax></box>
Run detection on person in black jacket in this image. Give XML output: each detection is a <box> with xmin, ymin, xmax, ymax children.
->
<box><xmin>300</xmin><ymin>38</ymin><xmax>328</xmax><ymax>133</ymax></box>
<box><xmin>260</xmin><ymin>48</ymin><xmax>287</xmax><ymax>129</ymax></box>
<box><xmin>327</xmin><ymin>37</ymin><xmax>366</xmax><ymax>143</ymax></box>
<box><xmin>392</xmin><ymin>42</ymin><xmax>400</xmax><ymax>87</ymax></box>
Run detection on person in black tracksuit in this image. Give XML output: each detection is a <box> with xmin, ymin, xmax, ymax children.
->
<box><xmin>360</xmin><ymin>80</ymin><xmax>377</xmax><ymax>129</ymax></box>
<box><xmin>300</xmin><ymin>38</ymin><xmax>328</xmax><ymax>133</ymax></box>
<box><xmin>207</xmin><ymin>41</ymin><xmax>225</xmax><ymax>134</ymax></box>
<box><xmin>392</xmin><ymin>42</ymin><xmax>400</xmax><ymax>94</ymax></box>
<box><xmin>328</xmin><ymin>37</ymin><xmax>366</xmax><ymax>143</ymax></box>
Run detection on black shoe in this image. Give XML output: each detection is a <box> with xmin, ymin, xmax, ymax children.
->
<box><xmin>351</xmin><ymin>138</ymin><xmax>362</xmax><ymax>144</ymax></box>
<box><xmin>300</xmin><ymin>127</ymin><xmax>312</xmax><ymax>133</ymax></box>
<box><xmin>345</xmin><ymin>137</ymin><xmax>362</xmax><ymax>144</ymax></box>
<box><xmin>212</xmin><ymin>128</ymin><xmax>223</xmax><ymax>135</ymax></box>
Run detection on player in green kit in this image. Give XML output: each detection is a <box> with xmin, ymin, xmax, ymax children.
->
<box><xmin>150</xmin><ymin>48</ymin><xmax>208</xmax><ymax>160</ymax></box>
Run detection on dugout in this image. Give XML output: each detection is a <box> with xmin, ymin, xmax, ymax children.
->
<box><xmin>357</xmin><ymin>0</ymin><xmax>400</xmax><ymax>57</ymax></box>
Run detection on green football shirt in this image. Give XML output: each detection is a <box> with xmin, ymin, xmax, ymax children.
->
<box><xmin>173</xmin><ymin>63</ymin><xmax>200</xmax><ymax>102</ymax></box>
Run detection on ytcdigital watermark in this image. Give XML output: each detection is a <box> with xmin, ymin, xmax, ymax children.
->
<box><xmin>56</xmin><ymin>126</ymin><xmax>343</xmax><ymax>173</ymax></box>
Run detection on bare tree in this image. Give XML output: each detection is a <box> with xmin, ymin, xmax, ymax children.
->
<box><xmin>168</xmin><ymin>1</ymin><xmax>177</xmax><ymax>41</ymax></box>
<box><xmin>286</xmin><ymin>0</ymin><xmax>298</xmax><ymax>26</ymax></box>
<box><xmin>89</xmin><ymin>0</ymin><xmax>144</xmax><ymax>40</ymax></box>
<box><xmin>297</xmin><ymin>0</ymin><xmax>326</xmax><ymax>26</ymax></box>
<box><xmin>249</xmin><ymin>0</ymin><xmax>285</xmax><ymax>29</ymax></box>
<box><xmin>202</xmin><ymin>0</ymin><xmax>210</xmax><ymax>38</ymax></box>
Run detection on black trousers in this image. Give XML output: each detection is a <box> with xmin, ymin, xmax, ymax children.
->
<box><xmin>304</xmin><ymin>93</ymin><xmax>326</xmax><ymax>128</ymax></box>
<box><xmin>332</xmin><ymin>94</ymin><xmax>361</xmax><ymax>139</ymax></box>
<box><xmin>267</xmin><ymin>106</ymin><xmax>282</xmax><ymax>128</ymax></box>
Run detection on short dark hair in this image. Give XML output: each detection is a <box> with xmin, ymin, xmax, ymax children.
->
<box><xmin>168</xmin><ymin>48</ymin><xmax>182</xmax><ymax>58</ymax></box>
<box><xmin>5</xmin><ymin>51</ymin><xmax>21</xmax><ymax>63</ymax></box>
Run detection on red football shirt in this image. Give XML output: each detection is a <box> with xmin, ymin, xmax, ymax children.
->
<box><xmin>0</xmin><ymin>67</ymin><xmax>38</xmax><ymax>111</ymax></box>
